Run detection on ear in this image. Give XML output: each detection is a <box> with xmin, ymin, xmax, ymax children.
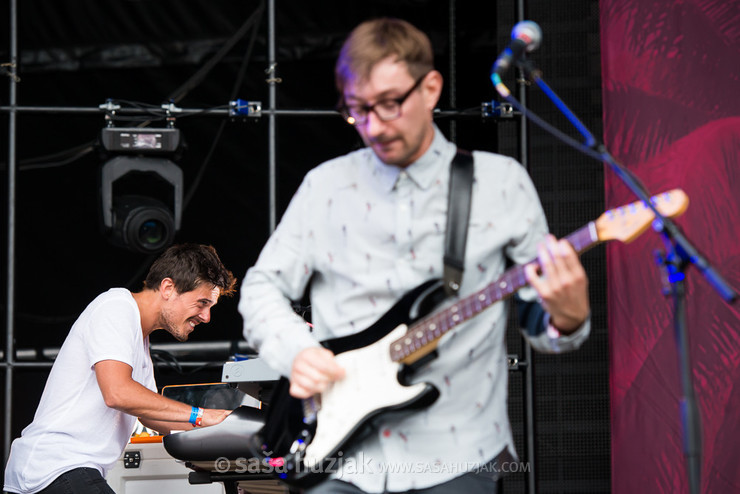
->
<box><xmin>159</xmin><ymin>278</ymin><xmax>176</xmax><ymax>300</ymax></box>
<box><xmin>422</xmin><ymin>70</ymin><xmax>443</xmax><ymax>111</ymax></box>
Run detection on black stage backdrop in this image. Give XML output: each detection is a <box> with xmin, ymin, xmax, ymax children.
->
<box><xmin>0</xmin><ymin>1</ymin><xmax>608</xmax><ymax>492</ymax></box>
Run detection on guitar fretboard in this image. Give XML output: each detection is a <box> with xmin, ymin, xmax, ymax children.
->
<box><xmin>389</xmin><ymin>222</ymin><xmax>599</xmax><ymax>364</ymax></box>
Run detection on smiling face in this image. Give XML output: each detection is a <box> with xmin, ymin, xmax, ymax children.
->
<box><xmin>343</xmin><ymin>58</ymin><xmax>442</xmax><ymax>167</ymax></box>
<box><xmin>158</xmin><ymin>282</ymin><xmax>220</xmax><ymax>342</ymax></box>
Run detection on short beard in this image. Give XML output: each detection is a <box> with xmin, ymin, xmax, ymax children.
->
<box><xmin>159</xmin><ymin>307</ymin><xmax>189</xmax><ymax>342</ymax></box>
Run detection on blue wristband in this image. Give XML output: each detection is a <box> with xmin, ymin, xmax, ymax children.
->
<box><xmin>188</xmin><ymin>406</ymin><xmax>199</xmax><ymax>425</ymax></box>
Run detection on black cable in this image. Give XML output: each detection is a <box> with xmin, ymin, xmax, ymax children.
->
<box><xmin>19</xmin><ymin>144</ymin><xmax>95</xmax><ymax>171</ymax></box>
<box><xmin>182</xmin><ymin>0</ymin><xmax>265</xmax><ymax>210</ymax></box>
<box><xmin>498</xmin><ymin>78</ymin><xmax>654</xmax><ymax>199</ymax></box>
<box><xmin>21</xmin><ymin>140</ymin><xmax>95</xmax><ymax>165</ymax></box>
<box><xmin>8</xmin><ymin>2</ymin><xmax>261</xmax><ymax>178</ymax></box>
<box><xmin>16</xmin><ymin>3</ymin><xmax>267</xmax><ymax>319</ymax></box>
<box><xmin>123</xmin><ymin>253</ymin><xmax>159</xmax><ymax>291</ymax></box>
<box><xmin>7</xmin><ymin>2</ymin><xmax>265</xmax><ymax>174</ymax></box>
<box><xmin>0</xmin><ymin>140</ymin><xmax>96</xmax><ymax>172</ymax></box>
<box><xmin>123</xmin><ymin>4</ymin><xmax>264</xmax><ymax>288</ymax></box>
<box><xmin>181</xmin><ymin>362</ymin><xmax>225</xmax><ymax>375</ymax></box>
<box><xmin>167</xmin><ymin>2</ymin><xmax>265</xmax><ymax>104</ymax></box>
<box><xmin>108</xmin><ymin>114</ymin><xmax>166</xmax><ymax>124</ymax></box>
<box><xmin>150</xmin><ymin>349</ymin><xmax>225</xmax><ymax>376</ymax></box>
<box><xmin>176</xmin><ymin>105</ymin><xmax>231</xmax><ymax>119</ymax></box>
<box><xmin>150</xmin><ymin>349</ymin><xmax>184</xmax><ymax>374</ymax></box>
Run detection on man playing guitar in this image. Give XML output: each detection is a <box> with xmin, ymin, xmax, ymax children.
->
<box><xmin>239</xmin><ymin>18</ymin><xmax>590</xmax><ymax>494</ymax></box>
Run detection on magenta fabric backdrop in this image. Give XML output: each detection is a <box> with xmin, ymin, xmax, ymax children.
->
<box><xmin>600</xmin><ymin>1</ymin><xmax>740</xmax><ymax>493</ymax></box>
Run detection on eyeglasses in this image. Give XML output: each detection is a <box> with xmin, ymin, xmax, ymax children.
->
<box><xmin>339</xmin><ymin>72</ymin><xmax>429</xmax><ymax>126</ymax></box>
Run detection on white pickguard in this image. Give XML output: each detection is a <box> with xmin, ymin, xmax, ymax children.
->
<box><xmin>302</xmin><ymin>324</ymin><xmax>430</xmax><ymax>467</ymax></box>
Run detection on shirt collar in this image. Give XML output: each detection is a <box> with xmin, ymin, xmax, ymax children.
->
<box><xmin>370</xmin><ymin>126</ymin><xmax>456</xmax><ymax>192</ymax></box>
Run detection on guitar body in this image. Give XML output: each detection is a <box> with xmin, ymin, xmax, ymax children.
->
<box><xmin>250</xmin><ymin>279</ymin><xmax>446</xmax><ymax>488</ymax></box>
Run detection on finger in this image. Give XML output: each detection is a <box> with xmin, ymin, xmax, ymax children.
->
<box><xmin>292</xmin><ymin>366</ymin><xmax>332</xmax><ymax>394</ymax></box>
<box><xmin>289</xmin><ymin>381</ymin><xmax>314</xmax><ymax>399</ymax></box>
<box><xmin>290</xmin><ymin>346</ymin><xmax>346</xmax><ymax>399</ymax></box>
<box><xmin>524</xmin><ymin>262</ymin><xmax>551</xmax><ymax>309</ymax></box>
<box><xmin>292</xmin><ymin>372</ymin><xmax>334</xmax><ymax>397</ymax></box>
<box><xmin>535</xmin><ymin>241</ymin><xmax>560</xmax><ymax>296</ymax></box>
<box><xmin>311</xmin><ymin>348</ymin><xmax>346</xmax><ymax>380</ymax></box>
<box><xmin>294</xmin><ymin>348</ymin><xmax>334</xmax><ymax>377</ymax></box>
<box><xmin>545</xmin><ymin>240</ymin><xmax>586</xmax><ymax>294</ymax></box>
<box><xmin>557</xmin><ymin>239</ymin><xmax>586</xmax><ymax>277</ymax></box>
<box><xmin>524</xmin><ymin>261</ymin><xmax>542</xmax><ymax>290</ymax></box>
<box><xmin>294</xmin><ymin>359</ymin><xmax>331</xmax><ymax>383</ymax></box>
<box><xmin>289</xmin><ymin>369</ymin><xmax>328</xmax><ymax>398</ymax></box>
<box><xmin>541</xmin><ymin>235</ymin><xmax>566</xmax><ymax>280</ymax></box>
<box><xmin>328</xmin><ymin>361</ymin><xmax>346</xmax><ymax>380</ymax></box>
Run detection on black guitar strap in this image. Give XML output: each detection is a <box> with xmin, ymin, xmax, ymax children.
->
<box><xmin>443</xmin><ymin>149</ymin><xmax>474</xmax><ymax>297</ymax></box>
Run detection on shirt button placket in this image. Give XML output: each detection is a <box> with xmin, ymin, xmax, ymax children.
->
<box><xmin>395</xmin><ymin>172</ymin><xmax>414</xmax><ymax>287</ymax></box>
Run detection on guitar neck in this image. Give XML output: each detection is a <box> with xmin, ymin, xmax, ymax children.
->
<box><xmin>389</xmin><ymin>222</ymin><xmax>599</xmax><ymax>364</ymax></box>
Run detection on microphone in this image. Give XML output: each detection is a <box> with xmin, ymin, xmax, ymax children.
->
<box><xmin>492</xmin><ymin>21</ymin><xmax>542</xmax><ymax>76</ymax></box>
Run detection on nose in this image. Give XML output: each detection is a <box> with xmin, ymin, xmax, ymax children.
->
<box><xmin>199</xmin><ymin>307</ymin><xmax>211</xmax><ymax>324</ymax></box>
<box><xmin>363</xmin><ymin>109</ymin><xmax>387</xmax><ymax>138</ymax></box>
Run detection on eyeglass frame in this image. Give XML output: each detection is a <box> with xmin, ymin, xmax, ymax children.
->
<box><xmin>338</xmin><ymin>72</ymin><xmax>430</xmax><ymax>126</ymax></box>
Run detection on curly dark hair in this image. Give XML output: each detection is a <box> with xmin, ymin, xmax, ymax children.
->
<box><xmin>143</xmin><ymin>243</ymin><xmax>236</xmax><ymax>297</ymax></box>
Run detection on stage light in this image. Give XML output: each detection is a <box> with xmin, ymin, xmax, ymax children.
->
<box><xmin>99</xmin><ymin>128</ymin><xmax>183</xmax><ymax>254</ymax></box>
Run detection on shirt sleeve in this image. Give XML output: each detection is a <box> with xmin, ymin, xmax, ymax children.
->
<box><xmin>85</xmin><ymin>294</ymin><xmax>139</xmax><ymax>369</ymax></box>
<box><xmin>499</xmin><ymin>157</ymin><xmax>591</xmax><ymax>354</ymax></box>
<box><xmin>515</xmin><ymin>294</ymin><xmax>591</xmax><ymax>353</ymax></box>
<box><xmin>238</xmin><ymin>174</ymin><xmax>322</xmax><ymax>377</ymax></box>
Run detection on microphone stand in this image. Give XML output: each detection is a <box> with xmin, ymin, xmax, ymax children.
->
<box><xmin>491</xmin><ymin>61</ymin><xmax>737</xmax><ymax>494</ymax></box>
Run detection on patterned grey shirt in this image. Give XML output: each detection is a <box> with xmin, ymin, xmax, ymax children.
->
<box><xmin>239</xmin><ymin>127</ymin><xmax>589</xmax><ymax>492</ymax></box>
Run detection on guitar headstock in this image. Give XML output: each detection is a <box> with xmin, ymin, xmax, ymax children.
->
<box><xmin>596</xmin><ymin>189</ymin><xmax>689</xmax><ymax>243</ymax></box>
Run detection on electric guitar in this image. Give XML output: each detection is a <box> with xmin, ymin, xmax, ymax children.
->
<box><xmin>249</xmin><ymin>189</ymin><xmax>689</xmax><ymax>488</ymax></box>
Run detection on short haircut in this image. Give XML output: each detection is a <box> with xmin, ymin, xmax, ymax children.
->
<box><xmin>143</xmin><ymin>243</ymin><xmax>236</xmax><ymax>297</ymax></box>
<box><xmin>335</xmin><ymin>18</ymin><xmax>434</xmax><ymax>95</ymax></box>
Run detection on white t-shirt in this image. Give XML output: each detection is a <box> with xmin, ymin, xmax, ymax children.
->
<box><xmin>4</xmin><ymin>288</ymin><xmax>157</xmax><ymax>493</ymax></box>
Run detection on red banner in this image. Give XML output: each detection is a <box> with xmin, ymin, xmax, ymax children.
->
<box><xmin>601</xmin><ymin>0</ymin><xmax>740</xmax><ymax>492</ymax></box>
